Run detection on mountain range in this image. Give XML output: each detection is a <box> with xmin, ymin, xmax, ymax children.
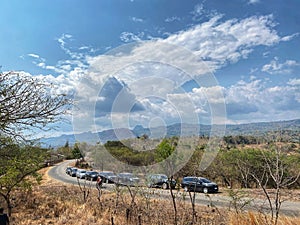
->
<box><xmin>40</xmin><ymin>119</ymin><xmax>300</xmax><ymax>148</ymax></box>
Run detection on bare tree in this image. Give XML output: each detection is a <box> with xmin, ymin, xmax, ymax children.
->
<box><xmin>155</xmin><ymin>137</ymin><xmax>180</xmax><ymax>225</ymax></box>
<box><xmin>250</xmin><ymin>135</ymin><xmax>300</xmax><ymax>225</ymax></box>
<box><xmin>0</xmin><ymin>72</ymin><xmax>72</xmax><ymax>140</ymax></box>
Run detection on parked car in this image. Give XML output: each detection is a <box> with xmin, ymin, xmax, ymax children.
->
<box><xmin>69</xmin><ymin>168</ymin><xmax>78</xmax><ymax>177</ymax></box>
<box><xmin>181</xmin><ymin>177</ymin><xmax>218</xmax><ymax>193</ymax></box>
<box><xmin>85</xmin><ymin>171</ymin><xmax>99</xmax><ymax>181</ymax></box>
<box><xmin>115</xmin><ymin>172</ymin><xmax>140</xmax><ymax>186</ymax></box>
<box><xmin>65</xmin><ymin>166</ymin><xmax>72</xmax><ymax>175</ymax></box>
<box><xmin>98</xmin><ymin>171</ymin><xmax>117</xmax><ymax>184</ymax></box>
<box><xmin>146</xmin><ymin>174</ymin><xmax>176</xmax><ymax>189</ymax></box>
<box><xmin>76</xmin><ymin>170</ymin><xmax>86</xmax><ymax>179</ymax></box>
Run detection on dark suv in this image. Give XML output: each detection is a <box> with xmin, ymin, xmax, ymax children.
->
<box><xmin>85</xmin><ymin>171</ymin><xmax>99</xmax><ymax>181</ymax></box>
<box><xmin>115</xmin><ymin>172</ymin><xmax>140</xmax><ymax>186</ymax></box>
<box><xmin>146</xmin><ymin>174</ymin><xmax>176</xmax><ymax>189</ymax></box>
<box><xmin>98</xmin><ymin>171</ymin><xmax>117</xmax><ymax>184</ymax></box>
<box><xmin>181</xmin><ymin>177</ymin><xmax>218</xmax><ymax>193</ymax></box>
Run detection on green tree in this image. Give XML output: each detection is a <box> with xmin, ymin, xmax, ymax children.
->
<box><xmin>72</xmin><ymin>142</ymin><xmax>83</xmax><ymax>159</ymax></box>
<box><xmin>0</xmin><ymin>72</ymin><xmax>71</xmax><ymax>216</ymax></box>
<box><xmin>57</xmin><ymin>143</ymin><xmax>73</xmax><ymax>159</ymax></box>
<box><xmin>0</xmin><ymin>137</ymin><xmax>48</xmax><ymax>215</ymax></box>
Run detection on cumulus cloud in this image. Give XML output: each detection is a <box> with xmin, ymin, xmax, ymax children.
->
<box><xmin>225</xmin><ymin>79</ymin><xmax>299</xmax><ymax>121</ymax></box>
<box><xmin>95</xmin><ymin>77</ymin><xmax>144</xmax><ymax>117</ymax></box>
<box><xmin>25</xmin><ymin>13</ymin><xmax>300</xmax><ymax>133</ymax></box>
<box><xmin>262</xmin><ymin>58</ymin><xmax>300</xmax><ymax>74</ymax></box>
<box><xmin>165</xmin><ymin>15</ymin><xmax>282</xmax><ymax>70</ymax></box>
<box><xmin>288</xmin><ymin>78</ymin><xmax>300</xmax><ymax>86</ymax></box>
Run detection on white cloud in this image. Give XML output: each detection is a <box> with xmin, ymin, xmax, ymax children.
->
<box><xmin>24</xmin><ymin>12</ymin><xmax>300</xmax><ymax>135</ymax></box>
<box><xmin>28</xmin><ymin>53</ymin><xmax>40</xmax><ymax>59</ymax></box>
<box><xmin>281</xmin><ymin>33</ymin><xmax>299</xmax><ymax>41</ymax></box>
<box><xmin>224</xmin><ymin>79</ymin><xmax>300</xmax><ymax>121</ymax></box>
<box><xmin>165</xmin><ymin>15</ymin><xmax>282</xmax><ymax>70</ymax></box>
<box><xmin>120</xmin><ymin>32</ymin><xmax>144</xmax><ymax>42</ymax></box>
<box><xmin>71</xmin><ymin>14</ymin><xmax>296</xmax><ymax>131</ymax></box>
<box><xmin>130</xmin><ymin>17</ymin><xmax>144</xmax><ymax>22</ymax></box>
<box><xmin>288</xmin><ymin>78</ymin><xmax>300</xmax><ymax>86</ymax></box>
<box><xmin>191</xmin><ymin>3</ymin><xmax>219</xmax><ymax>21</ymax></box>
<box><xmin>262</xmin><ymin>58</ymin><xmax>300</xmax><ymax>74</ymax></box>
<box><xmin>248</xmin><ymin>0</ymin><xmax>260</xmax><ymax>4</ymax></box>
<box><xmin>165</xmin><ymin>16</ymin><xmax>181</xmax><ymax>23</ymax></box>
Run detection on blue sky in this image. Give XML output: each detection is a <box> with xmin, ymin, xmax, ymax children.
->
<box><xmin>1</xmin><ymin>0</ymin><xmax>299</xmax><ymax>137</ymax></box>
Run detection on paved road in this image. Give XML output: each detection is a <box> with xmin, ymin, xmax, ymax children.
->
<box><xmin>48</xmin><ymin>160</ymin><xmax>300</xmax><ymax>217</ymax></box>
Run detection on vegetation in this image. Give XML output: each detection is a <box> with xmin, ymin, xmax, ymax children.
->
<box><xmin>0</xmin><ymin>72</ymin><xmax>71</xmax><ymax>217</ymax></box>
<box><xmin>1</xmin><ymin>72</ymin><xmax>299</xmax><ymax>224</ymax></box>
<box><xmin>5</xmin><ymin>168</ymin><xmax>300</xmax><ymax>225</ymax></box>
<box><xmin>0</xmin><ymin>72</ymin><xmax>72</xmax><ymax>140</ymax></box>
<box><xmin>80</xmin><ymin>134</ymin><xmax>300</xmax><ymax>225</ymax></box>
<box><xmin>85</xmin><ymin>136</ymin><xmax>300</xmax><ymax>190</ymax></box>
<box><xmin>0</xmin><ymin>137</ymin><xmax>48</xmax><ymax>216</ymax></box>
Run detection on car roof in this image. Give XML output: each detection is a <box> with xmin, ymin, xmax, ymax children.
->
<box><xmin>183</xmin><ymin>176</ymin><xmax>210</xmax><ymax>180</ymax></box>
<box><xmin>99</xmin><ymin>171</ymin><xmax>114</xmax><ymax>173</ymax></box>
<box><xmin>119</xmin><ymin>172</ymin><xmax>133</xmax><ymax>175</ymax></box>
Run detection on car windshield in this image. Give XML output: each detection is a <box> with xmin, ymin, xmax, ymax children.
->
<box><xmin>159</xmin><ymin>175</ymin><xmax>168</xmax><ymax>179</ymax></box>
<box><xmin>101</xmin><ymin>172</ymin><xmax>115</xmax><ymax>176</ymax></box>
<box><xmin>199</xmin><ymin>178</ymin><xmax>211</xmax><ymax>183</ymax></box>
<box><xmin>119</xmin><ymin>173</ymin><xmax>133</xmax><ymax>178</ymax></box>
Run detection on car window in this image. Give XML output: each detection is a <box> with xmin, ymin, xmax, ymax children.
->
<box><xmin>193</xmin><ymin>178</ymin><xmax>198</xmax><ymax>182</ymax></box>
<box><xmin>200</xmin><ymin>178</ymin><xmax>211</xmax><ymax>183</ymax></box>
<box><xmin>183</xmin><ymin>178</ymin><xmax>189</xmax><ymax>182</ymax></box>
<box><xmin>160</xmin><ymin>175</ymin><xmax>168</xmax><ymax>179</ymax></box>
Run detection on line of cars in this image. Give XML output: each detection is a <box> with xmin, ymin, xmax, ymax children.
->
<box><xmin>65</xmin><ymin>167</ymin><xmax>141</xmax><ymax>186</ymax></box>
<box><xmin>65</xmin><ymin>167</ymin><xmax>218</xmax><ymax>193</ymax></box>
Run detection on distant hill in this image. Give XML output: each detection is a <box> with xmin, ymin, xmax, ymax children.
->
<box><xmin>39</xmin><ymin>119</ymin><xmax>300</xmax><ymax>148</ymax></box>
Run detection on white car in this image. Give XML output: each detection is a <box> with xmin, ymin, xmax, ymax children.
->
<box><xmin>76</xmin><ymin>170</ymin><xmax>86</xmax><ymax>179</ymax></box>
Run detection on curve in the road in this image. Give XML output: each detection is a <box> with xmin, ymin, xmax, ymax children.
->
<box><xmin>48</xmin><ymin>160</ymin><xmax>300</xmax><ymax>217</ymax></box>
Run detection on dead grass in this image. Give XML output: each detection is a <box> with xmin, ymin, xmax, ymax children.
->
<box><xmin>228</xmin><ymin>211</ymin><xmax>300</xmax><ymax>225</ymax></box>
<box><xmin>3</xmin><ymin>167</ymin><xmax>299</xmax><ymax>225</ymax></box>
<box><xmin>8</xmin><ymin>185</ymin><xmax>226</xmax><ymax>225</ymax></box>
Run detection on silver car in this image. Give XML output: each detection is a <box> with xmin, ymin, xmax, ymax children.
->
<box><xmin>76</xmin><ymin>170</ymin><xmax>86</xmax><ymax>179</ymax></box>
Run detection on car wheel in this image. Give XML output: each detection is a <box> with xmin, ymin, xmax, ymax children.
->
<box><xmin>184</xmin><ymin>186</ymin><xmax>189</xmax><ymax>192</ymax></box>
<box><xmin>203</xmin><ymin>187</ymin><xmax>208</xmax><ymax>194</ymax></box>
<box><xmin>162</xmin><ymin>183</ymin><xmax>168</xmax><ymax>190</ymax></box>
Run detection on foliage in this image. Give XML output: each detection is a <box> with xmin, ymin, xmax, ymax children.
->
<box><xmin>72</xmin><ymin>143</ymin><xmax>83</xmax><ymax>159</ymax></box>
<box><xmin>104</xmin><ymin>140</ymin><xmax>156</xmax><ymax>166</ymax></box>
<box><xmin>0</xmin><ymin>136</ymin><xmax>48</xmax><ymax>215</ymax></box>
<box><xmin>56</xmin><ymin>145</ymin><xmax>73</xmax><ymax>159</ymax></box>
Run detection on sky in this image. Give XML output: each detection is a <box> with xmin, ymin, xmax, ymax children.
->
<box><xmin>1</xmin><ymin>0</ymin><xmax>299</xmax><ymax>138</ymax></box>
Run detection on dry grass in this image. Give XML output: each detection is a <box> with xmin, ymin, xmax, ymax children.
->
<box><xmin>8</xmin><ymin>185</ymin><xmax>226</xmax><ymax>225</ymax></box>
<box><xmin>228</xmin><ymin>212</ymin><xmax>300</xmax><ymax>225</ymax></box>
<box><xmin>3</xmin><ymin>167</ymin><xmax>299</xmax><ymax>225</ymax></box>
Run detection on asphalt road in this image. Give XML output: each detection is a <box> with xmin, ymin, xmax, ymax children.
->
<box><xmin>48</xmin><ymin>160</ymin><xmax>300</xmax><ymax>217</ymax></box>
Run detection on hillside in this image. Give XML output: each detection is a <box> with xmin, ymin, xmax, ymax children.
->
<box><xmin>39</xmin><ymin>119</ymin><xmax>300</xmax><ymax>147</ymax></box>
